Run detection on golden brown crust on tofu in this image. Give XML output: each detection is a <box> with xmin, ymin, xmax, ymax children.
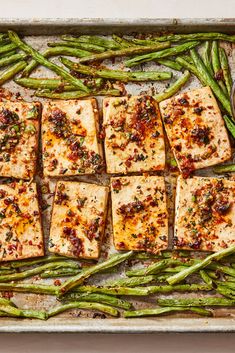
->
<box><xmin>111</xmin><ymin>175</ymin><xmax>168</xmax><ymax>253</ymax></box>
<box><xmin>159</xmin><ymin>87</ymin><xmax>231</xmax><ymax>177</ymax></box>
<box><xmin>49</xmin><ymin>181</ymin><xmax>109</xmax><ymax>259</ymax></box>
<box><xmin>0</xmin><ymin>101</ymin><xmax>40</xmax><ymax>180</ymax></box>
<box><xmin>174</xmin><ymin>176</ymin><xmax>235</xmax><ymax>252</ymax></box>
<box><xmin>0</xmin><ymin>181</ymin><xmax>44</xmax><ymax>261</ymax></box>
<box><xmin>42</xmin><ymin>99</ymin><xmax>104</xmax><ymax>177</ymax></box>
<box><xmin>103</xmin><ymin>96</ymin><xmax>165</xmax><ymax>174</ymax></box>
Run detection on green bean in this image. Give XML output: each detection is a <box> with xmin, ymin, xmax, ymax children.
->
<box><xmin>0</xmin><ymin>269</ymin><xmax>17</xmax><ymax>275</ymax></box>
<box><xmin>47</xmin><ymin>42</ymin><xmax>96</xmax><ymax>53</ymax></box>
<box><xmin>200</xmin><ymin>270</ymin><xmax>213</xmax><ymax>286</ymax></box>
<box><xmin>132</xmin><ymin>38</ymin><xmax>165</xmax><ymax>46</ymax></box>
<box><xmin>0</xmin><ymin>304</ymin><xmax>47</xmax><ymax>320</ymax></box>
<box><xmin>206</xmin><ymin>270</ymin><xmax>219</xmax><ymax>279</ymax></box>
<box><xmin>144</xmin><ymin>33</ymin><xmax>235</xmax><ymax>43</ymax></box>
<box><xmin>179</xmin><ymin>54</ymin><xmax>194</xmax><ymax>64</ymax></box>
<box><xmin>132</xmin><ymin>250</ymin><xmax>179</xmax><ymax>260</ymax></box>
<box><xmin>35</xmin><ymin>88</ymin><xmax>122</xmax><ymax>99</ymax></box>
<box><xmin>0</xmin><ymin>50</ymin><xmax>16</xmax><ymax>58</ymax></box>
<box><xmin>56</xmin><ymin>37</ymin><xmax>107</xmax><ymax>52</ymax></box>
<box><xmin>161</xmin><ymin>251</ymin><xmax>176</xmax><ymax>258</ymax></box>
<box><xmin>216</xmin><ymin>285</ymin><xmax>235</xmax><ymax>299</ymax></box>
<box><xmin>154</xmin><ymin>70</ymin><xmax>190</xmax><ymax>102</ymax></box>
<box><xmin>219</xmin><ymin>47</ymin><xmax>233</xmax><ymax>95</ymax></box>
<box><xmin>0</xmin><ymin>298</ymin><xmax>16</xmax><ymax>306</ymax></box>
<box><xmin>223</xmin><ymin>115</ymin><xmax>235</xmax><ymax>138</ymax></box>
<box><xmin>132</xmin><ymin>253</ymin><xmax>163</xmax><ymax>260</ymax></box>
<box><xmin>126</xmin><ymin>259</ymin><xmax>171</xmax><ymax>277</ymax></box>
<box><xmin>45</xmin><ymin>46</ymin><xmax>91</xmax><ymax>57</ymax></box>
<box><xmin>147</xmin><ymin>284</ymin><xmax>212</xmax><ymax>294</ymax></box>
<box><xmin>211</xmin><ymin>41</ymin><xmax>228</xmax><ymax>95</ymax></box>
<box><xmin>62</xmin><ymin>293</ymin><xmax>132</xmax><ymax>309</ymax></box>
<box><xmin>61</xmin><ymin>57</ymin><xmax>172</xmax><ymax>82</ymax></box>
<box><xmin>103</xmin><ymin>275</ymin><xmax>157</xmax><ymax>288</ymax></box>
<box><xmin>171</xmin><ymin>250</ymin><xmax>192</xmax><ymax>258</ymax></box>
<box><xmin>126</xmin><ymin>258</ymin><xmax>195</xmax><ymax>277</ymax></box>
<box><xmin>155</xmin><ymin>274</ymin><xmax>172</xmax><ymax>282</ymax></box>
<box><xmin>175</xmin><ymin>57</ymin><xmax>207</xmax><ymax>84</ymax></box>
<box><xmin>41</xmin><ymin>268</ymin><xmax>81</xmax><ymax>278</ymax></box>
<box><xmin>8</xmin><ymin>30</ymin><xmax>89</xmax><ymax>92</ymax></box>
<box><xmin>79</xmin><ymin>42</ymin><xmax>171</xmax><ymax>64</ymax></box>
<box><xmin>0</xmin><ymin>312</ymin><xmax>15</xmax><ymax>317</ymax></box>
<box><xmin>208</xmin><ymin>263</ymin><xmax>235</xmax><ymax>277</ymax></box>
<box><xmin>73</xmin><ymin>35</ymin><xmax>121</xmax><ymax>50</ymax></box>
<box><xmin>21</xmin><ymin>46</ymin><xmax>92</xmax><ymax>77</ymax></box>
<box><xmin>0</xmin><ymin>52</ymin><xmax>26</xmax><ymax>68</ymax></box>
<box><xmin>0</xmin><ymin>282</ymin><xmax>57</xmax><ymax>295</ymax></box>
<box><xmin>156</xmin><ymin>58</ymin><xmax>182</xmax><ymax>71</ymax></box>
<box><xmin>15</xmin><ymin>77</ymin><xmax>103</xmax><ymax>91</ymax></box>
<box><xmin>112</xmin><ymin>34</ymin><xmax>136</xmax><ymax>48</ymax></box>
<box><xmin>0</xmin><ymin>61</ymin><xmax>27</xmax><ymax>86</ymax></box>
<box><xmin>211</xmin><ymin>41</ymin><xmax>221</xmax><ymax>74</ymax></box>
<box><xmin>99</xmin><ymin>267</ymin><xmax>119</xmax><ymax>274</ymax></box>
<box><xmin>73</xmin><ymin>285</ymin><xmax>150</xmax><ymax>296</ymax></box>
<box><xmin>214</xmin><ymin>164</ymin><xmax>235</xmax><ymax>174</ymax></box>
<box><xmin>163</xmin><ymin>265</ymin><xmax>191</xmax><ymax>273</ymax></box>
<box><xmin>0</xmin><ymin>255</ymin><xmax>73</xmax><ymax>269</ymax></box>
<box><xmin>124</xmin><ymin>306</ymin><xmax>212</xmax><ymax>318</ymax></box>
<box><xmin>190</xmin><ymin>48</ymin><xmax>232</xmax><ymax>115</ymax></box>
<box><xmin>201</xmin><ymin>41</ymin><xmax>214</xmax><ymax>76</ymax></box>
<box><xmin>59</xmin><ymin>251</ymin><xmax>133</xmax><ymax>295</ymax></box>
<box><xmin>0</xmin><ymin>34</ymin><xmax>9</xmax><ymax>42</ymax></box>
<box><xmin>0</xmin><ymin>261</ymin><xmax>80</xmax><ymax>282</ymax></box>
<box><xmin>216</xmin><ymin>281</ymin><xmax>235</xmax><ymax>291</ymax></box>
<box><xmin>0</xmin><ymin>40</ymin><xmax>11</xmax><ymax>47</ymax></box>
<box><xmin>158</xmin><ymin>297</ymin><xmax>235</xmax><ymax>307</ymax></box>
<box><xmin>167</xmin><ymin>245</ymin><xmax>235</xmax><ymax>285</ymax></box>
<box><xmin>0</xmin><ymin>43</ymin><xmax>17</xmax><ymax>55</ymax></box>
<box><xmin>48</xmin><ymin>301</ymin><xmax>119</xmax><ymax>317</ymax></box>
<box><xmin>224</xmin><ymin>276</ymin><xmax>235</xmax><ymax>282</ymax></box>
<box><xmin>120</xmin><ymin>39</ymin><xmax>182</xmax><ymax>69</ymax></box>
<box><xmin>125</xmin><ymin>41</ymin><xmax>199</xmax><ymax>67</ymax></box>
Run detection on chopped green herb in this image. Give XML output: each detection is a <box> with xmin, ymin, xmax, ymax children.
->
<box><xmin>27</xmin><ymin>106</ymin><xmax>39</xmax><ymax>119</ymax></box>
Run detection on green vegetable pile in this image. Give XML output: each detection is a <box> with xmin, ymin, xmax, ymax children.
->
<box><xmin>1</xmin><ymin>246</ymin><xmax>235</xmax><ymax>319</ymax></box>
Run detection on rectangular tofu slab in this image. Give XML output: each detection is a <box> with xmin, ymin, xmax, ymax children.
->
<box><xmin>0</xmin><ymin>101</ymin><xmax>40</xmax><ymax>179</ymax></box>
<box><xmin>174</xmin><ymin>176</ymin><xmax>235</xmax><ymax>252</ymax></box>
<box><xmin>49</xmin><ymin>181</ymin><xmax>109</xmax><ymax>259</ymax></box>
<box><xmin>111</xmin><ymin>175</ymin><xmax>168</xmax><ymax>252</ymax></box>
<box><xmin>0</xmin><ymin>182</ymin><xmax>44</xmax><ymax>261</ymax></box>
<box><xmin>103</xmin><ymin>96</ymin><xmax>165</xmax><ymax>174</ymax></box>
<box><xmin>42</xmin><ymin>99</ymin><xmax>104</xmax><ymax>176</ymax></box>
<box><xmin>159</xmin><ymin>87</ymin><xmax>231</xmax><ymax>176</ymax></box>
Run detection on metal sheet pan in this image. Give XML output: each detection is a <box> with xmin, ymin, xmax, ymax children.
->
<box><xmin>0</xmin><ymin>18</ymin><xmax>235</xmax><ymax>333</ymax></box>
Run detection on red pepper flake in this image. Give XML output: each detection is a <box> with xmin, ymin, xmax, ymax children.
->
<box><xmin>112</xmin><ymin>179</ymin><xmax>122</xmax><ymax>192</ymax></box>
<box><xmin>125</xmin><ymin>158</ymin><xmax>132</xmax><ymax>168</ymax></box>
<box><xmin>54</xmin><ymin>279</ymin><xmax>61</xmax><ymax>286</ymax></box>
<box><xmin>117</xmin><ymin>241</ymin><xmax>126</xmax><ymax>248</ymax></box>
<box><xmin>2</xmin><ymin>291</ymin><xmax>13</xmax><ymax>299</ymax></box>
<box><xmin>0</xmin><ymin>189</ymin><xmax>6</xmax><ymax>198</ymax></box>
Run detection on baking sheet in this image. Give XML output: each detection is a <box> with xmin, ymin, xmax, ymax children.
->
<box><xmin>0</xmin><ymin>18</ymin><xmax>235</xmax><ymax>332</ymax></box>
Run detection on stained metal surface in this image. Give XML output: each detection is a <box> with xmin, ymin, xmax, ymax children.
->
<box><xmin>0</xmin><ymin>18</ymin><xmax>234</xmax><ymax>35</ymax></box>
<box><xmin>0</xmin><ymin>18</ymin><xmax>235</xmax><ymax>333</ymax></box>
<box><xmin>2</xmin><ymin>317</ymin><xmax>235</xmax><ymax>333</ymax></box>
